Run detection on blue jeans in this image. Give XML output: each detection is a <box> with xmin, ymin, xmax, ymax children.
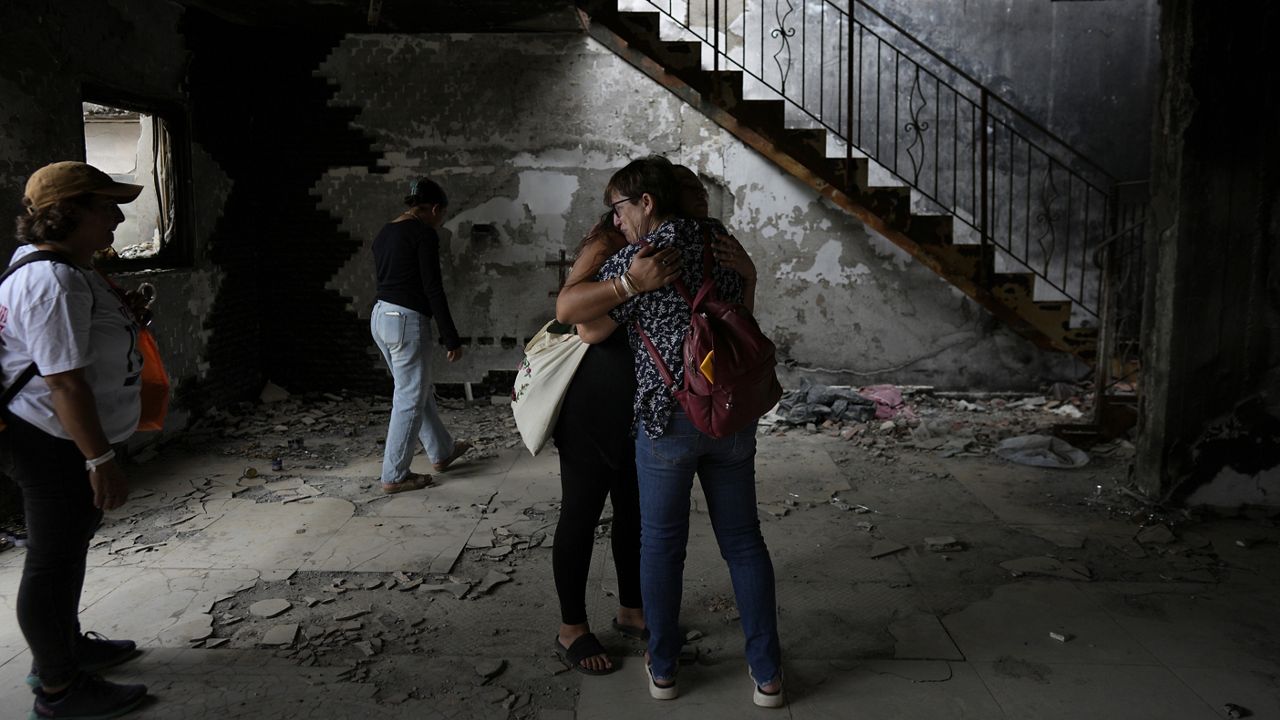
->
<box><xmin>636</xmin><ymin>410</ymin><xmax>781</xmax><ymax>685</ymax></box>
<box><xmin>371</xmin><ymin>300</ymin><xmax>454</xmax><ymax>485</ymax></box>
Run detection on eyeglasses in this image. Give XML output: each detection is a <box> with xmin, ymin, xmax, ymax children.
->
<box><xmin>609</xmin><ymin>196</ymin><xmax>636</xmax><ymax>218</ymax></box>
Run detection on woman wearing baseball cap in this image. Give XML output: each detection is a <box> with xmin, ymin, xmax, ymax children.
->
<box><xmin>2</xmin><ymin>161</ymin><xmax>150</xmax><ymax>718</ymax></box>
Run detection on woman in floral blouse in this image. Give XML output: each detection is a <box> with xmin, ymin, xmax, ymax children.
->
<box><xmin>576</xmin><ymin>156</ymin><xmax>784</xmax><ymax>708</ymax></box>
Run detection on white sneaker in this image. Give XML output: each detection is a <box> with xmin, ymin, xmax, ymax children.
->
<box><xmin>752</xmin><ymin>672</ymin><xmax>785</xmax><ymax>708</ymax></box>
<box><xmin>646</xmin><ymin>662</ymin><xmax>678</xmax><ymax>700</ymax></box>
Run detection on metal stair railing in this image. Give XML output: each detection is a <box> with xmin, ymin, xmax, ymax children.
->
<box><xmin>615</xmin><ymin>0</ymin><xmax>1147</xmax><ymax>322</ymax></box>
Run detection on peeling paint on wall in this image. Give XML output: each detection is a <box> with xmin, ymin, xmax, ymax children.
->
<box><xmin>314</xmin><ymin>30</ymin><xmax>1077</xmax><ymax>390</ymax></box>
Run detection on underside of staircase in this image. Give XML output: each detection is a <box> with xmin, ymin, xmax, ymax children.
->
<box><xmin>575</xmin><ymin>1</ymin><xmax>1101</xmax><ymax>363</ymax></box>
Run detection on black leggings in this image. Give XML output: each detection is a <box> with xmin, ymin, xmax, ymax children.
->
<box><xmin>551</xmin><ymin>333</ymin><xmax>642</xmax><ymax>625</ymax></box>
<box><xmin>9</xmin><ymin>414</ymin><xmax>102</xmax><ymax>685</ymax></box>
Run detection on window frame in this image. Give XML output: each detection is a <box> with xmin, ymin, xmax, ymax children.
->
<box><xmin>80</xmin><ymin>84</ymin><xmax>195</xmax><ymax>271</ymax></box>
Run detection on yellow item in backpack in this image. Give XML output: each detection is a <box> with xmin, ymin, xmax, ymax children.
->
<box><xmin>699</xmin><ymin>350</ymin><xmax>715</xmax><ymax>382</ymax></box>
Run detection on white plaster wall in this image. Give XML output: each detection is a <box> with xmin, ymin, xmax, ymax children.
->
<box><xmin>316</xmin><ymin>32</ymin><xmax>1077</xmax><ymax>390</ymax></box>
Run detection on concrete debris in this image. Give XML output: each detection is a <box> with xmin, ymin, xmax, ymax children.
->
<box><xmin>259</xmin><ymin>381</ymin><xmax>290</xmax><ymax>403</ymax></box>
<box><xmin>775</xmin><ymin>382</ymin><xmax>878</xmax><ymax>426</ymax></box>
<box><xmin>955</xmin><ymin>400</ymin><xmax>986</xmax><ymax>412</ymax></box>
<box><xmin>504</xmin><ymin>692</ymin><xmax>530</xmax><ymax>711</ymax></box>
<box><xmin>759</xmin><ymin>504</ymin><xmax>790</xmax><ymax>519</ymax></box>
<box><xmin>924</xmin><ymin>536</ymin><xmax>965</xmax><ymax>552</ymax></box>
<box><xmin>685</xmin><ymin>629</ymin><xmax>704</xmax><ymax>642</ymax></box>
<box><xmin>1000</xmin><ymin>556</ymin><xmax>1093</xmax><ymax>581</ymax></box>
<box><xmin>249</xmin><ymin>598</ymin><xmax>293</xmax><ymax>618</ymax></box>
<box><xmin>362</xmin><ymin>580</ymin><xmax>384</xmax><ymax>590</ymax></box>
<box><xmin>1135</xmin><ymin>524</ymin><xmax>1177</xmax><ymax>544</ymax></box>
<box><xmin>1048</xmin><ymin>631</ymin><xmax>1072</xmax><ymax>643</ymax></box>
<box><xmin>397</xmin><ymin>578</ymin><xmax>423</xmax><ymax>591</ymax></box>
<box><xmin>478</xmin><ymin>571</ymin><xmax>512</xmax><ymax>594</ymax></box>
<box><xmin>204</xmin><ymin>638</ymin><xmax>230</xmax><ymax>649</ymax></box>
<box><xmin>1049</xmin><ymin>404</ymin><xmax>1084</xmax><ymax>419</ymax></box>
<box><xmin>868</xmin><ymin>540</ymin><xmax>909</xmax><ymax>559</ymax></box>
<box><xmin>261</xmin><ymin>623</ymin><xmax>299</xmax><ymax>646</ymax></box>
<box><xmin>994</xmin><ymin>435</ymin><xmax>1089</xmax><ymax>468</ymax></box>
<box><xmin>353</xmin><ymin>640</ymin><xmax>378</xmax><ymax>657</ymax></box>
<box><xmin>479</xmin><ymin>687</ymin><xmax>510</xmax><ymax>703</ymax></box>
<box><xmin>486</xmin><ymin>545</ymin><xmax>513</xmax><ymax>559</ymax></box>
<box><xmin>475</xmin><ymin>659</ymin><xmax>506</xmax><ymax>679</ymax></box>
<box><xmin>333</xmin><ymin>607</ymin><xmax>371</xmax><ymax>621</ymax></box>
<box><xmin>421</xmin><ymin>582</ymin><xmax>470</xmax><ymax>599</ymax></box>
<box><xmin>1224</xmin><ymin>703</ymin><xmax>1252</xmax><ymax>718</ymax></box>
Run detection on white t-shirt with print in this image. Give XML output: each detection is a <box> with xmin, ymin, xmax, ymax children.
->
<box><xmin>0</xmin><ymin>245</ymin><xmax>142</xmax><ymax>443</ymax></box>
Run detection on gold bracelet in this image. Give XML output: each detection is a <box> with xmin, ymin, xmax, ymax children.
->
<box><xmin>621</xmin><ymin>271</ymin><xmax>639</xmax><ymax>297</ymax></box>
<box><xmin>611</xmin><ymin>277</ymin><xmax>624</xmax><ymax>301</ymax></box>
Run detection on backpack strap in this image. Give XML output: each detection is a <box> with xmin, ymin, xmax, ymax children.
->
<box><xmin>630</xmin><ymin>227</ymin><xmax>721</xmax><ymax>390</ymax></box>
<box><xmin>0</xmin><ymin>250</ymin><xmax>81</xmax><ymax>408</ymax></box>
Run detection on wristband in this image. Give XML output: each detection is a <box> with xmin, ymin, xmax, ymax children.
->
<box><xmin>85</xmin><ymin>449</ymin><xmax>116</xmax><ymax>471</ymax></box>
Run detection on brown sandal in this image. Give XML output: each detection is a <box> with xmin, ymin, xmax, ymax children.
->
<box><xmin>432</xmin><ymin>441</ymin><xmax>472</xmax><ymax>472</ymax></box>
<box><xmin>382</xmin><ymin>472</ymin><xmax>433</xmax><ymax>494</ymax></box>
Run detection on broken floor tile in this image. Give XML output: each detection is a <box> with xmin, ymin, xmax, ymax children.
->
<box><xmin>924</xmin><ymin>536</ymin><xmax>964</xmax><ymax>552</ymax></box>
<box><xmin>261</xmin><ymin>623</ymin><xmax>299</xmax><ymax>646</ymax></box>
<box><xmin>333</xmin><ymin>607</ymin><xmax>371</xmax><ymax>621</ymax></box>
<box><xmin>475</xmin><ymin>659</ymin><xmax>506</xmax><ymax>679</ymax></box>
<box><xmin>421</xmin><ymin>582</ymin><xmax>470</xmax><ymax>599</ymax></box>
<box><xmin>249</xmin><ymin>598</ymin><xmax>293</xmax><ymax>618</ymax></box>
<box><xmin>868</xmin><ymin>540</ymin><xmax>909</xmax><ymax>559</ymax></box>
<box><xmin>478</xmin><ymin>570</ymin><xmax>512</xmax><ymax>594</ymax></box>
<box><xmin>1135</xmin><ymin>523</ymin><xmax>1177</xmax><ymax>544</ymax></box>
<box><xmin>479</xmin><ymin>686</ymin><xmax>510</xmax><ymax>703</ymax></box>
<box><xmin>1000</xmin><ymin>556</ymin><xmax>1093</xmax><ymax>581</ymax></box>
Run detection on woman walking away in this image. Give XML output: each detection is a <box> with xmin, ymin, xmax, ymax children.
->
<box><xmin>549</xmin><ymin>212</ymin><xmax>681</xmax><ymax>674</ymax></box>
<box><xmin>370</xmin><ymin>178</ymin><xmax>471</xmax><ymax>494</ymax></box>
<box><xmin>3</xmin><ymin>161</ymin><xmax>150</xmax><ymax>719</ymax></box>
<box><xmin>577</xmin><ymin>156</ymin><xmax>784</xmax><ymax>707</ymax></box>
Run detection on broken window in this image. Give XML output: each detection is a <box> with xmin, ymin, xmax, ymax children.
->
<box><xmin>82</xmin><ymin>100</ymin><xmax>181</xmax><ymax>262</ymax></box>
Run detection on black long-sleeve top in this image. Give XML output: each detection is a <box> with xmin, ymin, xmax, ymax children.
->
<box><xmin>372</xmin><ymin>219</ymin><xmax>462</xmax><ymax>350</ymax></box>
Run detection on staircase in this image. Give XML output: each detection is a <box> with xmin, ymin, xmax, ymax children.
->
<box><xmin>575</xmin><ymin>0</ymin><xmax>1148</xmax><ymax>365</ymax></box>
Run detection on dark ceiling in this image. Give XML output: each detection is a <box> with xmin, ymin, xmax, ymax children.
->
<box><xmin>175</xmin><ymin>0</ymin><xmax>581</xmax><ymax>32</ymax></box>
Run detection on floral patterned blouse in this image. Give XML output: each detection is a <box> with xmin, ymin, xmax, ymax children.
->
<box><xmin>599</xmin><ymin>216</ymin><xmax>744</xmax><ymax>438</ymax></box>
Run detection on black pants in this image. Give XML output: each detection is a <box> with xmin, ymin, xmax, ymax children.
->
<box><xmin>551</xmin><ymin>332</ymin><xmax>642</xmax><ymax>625</ymax></box>
<box><xmin>9</xmin><ymin>414</ymin><xmax>101</xmax><ymax>685</ymax></box>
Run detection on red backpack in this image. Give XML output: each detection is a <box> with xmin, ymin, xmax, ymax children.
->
<box><xmin>634</xmin><ymin>236</ymin><xmax>783</xmax><ymax>438</ymax></box>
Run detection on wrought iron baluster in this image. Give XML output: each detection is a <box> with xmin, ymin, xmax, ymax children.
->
<box><xmin>770</xmin><ymin>0</ymin><xmax>797</xmax><ymax>93</ymax></box>
<box><xmin>1034</xmin><ymin>159</ymin><xmax>1061</xmax><ymax>279</ymax></box>
<box><xmin>903</xmin><ymin>65</ymin><xmax>929</xmax><ymax>185</ymax></box>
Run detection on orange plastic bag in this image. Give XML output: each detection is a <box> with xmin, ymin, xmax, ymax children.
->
<box><xmin>136</xmin><ymin>327</ymin><xmax>169</xmax><ymax>431</ymax></box>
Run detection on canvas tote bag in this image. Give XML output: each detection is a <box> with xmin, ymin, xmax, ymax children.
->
<box><xmin>510</xmin><ymin>320</ymin><xmax>590</xmax><ymax>455</ymax></box>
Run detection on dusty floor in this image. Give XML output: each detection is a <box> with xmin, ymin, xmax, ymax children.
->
<box><xmin>1</xmin><ymin>392</ymin><xmax>1278</xmax><ymax>719</ymax></box>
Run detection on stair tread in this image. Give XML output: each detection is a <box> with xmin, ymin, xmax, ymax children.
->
<box><xmin>584</xmin><ymin>6</ymin><xmax>1100</xmax><ymax>361</ymax></box>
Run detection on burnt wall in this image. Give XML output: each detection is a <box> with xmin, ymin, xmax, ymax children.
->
<box><xmin>1136</xmin><ymin>0</ymin><xmax>1280</xmax><ymax>501</ymax></box>
<box><xmin>181</xmin><ymin>11</ymin><xmax>389</xmax><ymax>403</ymax></box>
<box><xmin>858</xmin><ymin>0</ymin><xmax>1160</xmax><ymax>182</ymax></box>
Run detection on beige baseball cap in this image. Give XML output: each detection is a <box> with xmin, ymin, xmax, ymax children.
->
<box><xmin>23</xmin><ymin>161</ymin><xmax>143</xmax><ymax>212</ymax></box>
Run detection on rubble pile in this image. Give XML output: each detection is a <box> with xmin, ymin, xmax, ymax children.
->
<box><xmin>177</xmin><ymin>384</ymin><xmax>520</xmax><ymax>468</ymax></box>
<box><xmin>766</xmin><ymin>380</ymin><xmax>1114</xmax><ymax>464</ymax></box>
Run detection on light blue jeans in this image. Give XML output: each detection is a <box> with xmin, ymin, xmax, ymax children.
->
<box><xmin>371</xmin><ymin>300</ymin><xmax>454</xmax><ymax>485</ymax></box>
<box><xmin>636</xmin><ymin>409</ymin><xmax>781</xmax><ymax>686</ymax></box>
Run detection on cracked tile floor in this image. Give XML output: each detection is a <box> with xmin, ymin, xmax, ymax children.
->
<box><xmin>1</xmin><ymin>400</ymin><xmax>1278</xmax><ymax>719</ymax></box>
